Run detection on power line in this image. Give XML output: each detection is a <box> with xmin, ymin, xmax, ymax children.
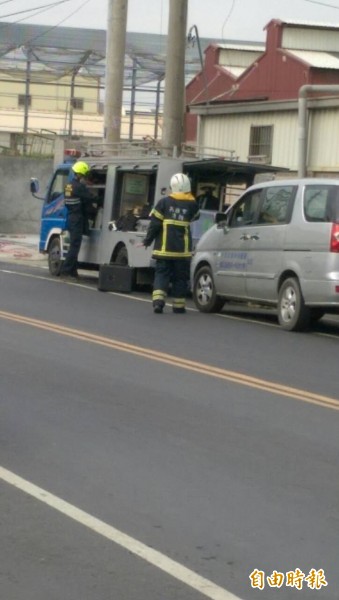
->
<box><xmin>0</xmin><ymin>0</ymin><xmax>72</xmax><ymax>19</ymax></box>
<box><xmin>18</xmin><ymin>0</ymin><xmax>93</xmax><ymax>45</ymax></box>
<box><xmin>303</xmin><ymin>0</ymin><xmax>339</xmax><ymax>8</ymax></box>
<box><xmin>221</xmin><ymin>0</ymin><xmax>236</xmax><ymax>40</ymax></box>
<box><xmin>0</xmin><ymin>0</ymin><xmax>93</xmax><ymax>41</ymax></box>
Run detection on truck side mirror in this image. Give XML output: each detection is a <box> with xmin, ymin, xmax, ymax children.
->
<box><xmin>30</xmin><ymin>178</ymin><xmax>39</xmax><ymax>195</ymax></box>
<box><xmin>30</xmin><ymin>177</ymin><xmax>45</xmax><ymax>201</ymax></box>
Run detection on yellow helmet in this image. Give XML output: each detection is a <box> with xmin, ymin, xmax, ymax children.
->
<box><xmin>72</xmin><ymin>161</ymin><xmax>90</xmax><ymax>176</ymax></box>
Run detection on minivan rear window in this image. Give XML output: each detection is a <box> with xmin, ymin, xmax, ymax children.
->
<box><xmin>304</xmin><ymin>185</ymin><xmax>339</xmax><ymax>223</ymax></box>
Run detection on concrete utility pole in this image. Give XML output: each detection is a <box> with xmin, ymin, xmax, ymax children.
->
<box><xmin>161</xmin><ymin>0</ymin><xmax>188</xmax><ymax>155</ymax></box>
<box><xmin>104</xmin><ymin>0</ymin><xmax>128</xmax><ymax>144</ymax></box>
<box><xmin>23</xmin><ymin>47</ymin><xmax>32</xmax><ymax>155</ymax></box>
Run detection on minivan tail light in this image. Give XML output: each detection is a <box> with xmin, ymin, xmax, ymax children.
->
<box><xmin>330</xmin><ymin>223</ymin><xmax>339</xmax><ymax>252</ymax></box>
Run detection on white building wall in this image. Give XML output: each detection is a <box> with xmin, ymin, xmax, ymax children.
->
<box><xmin>199</xmin><ymin>110</ymin><xmax>299</xmax><ymax>169</ymax></box>
<box><xmin>282</xmin><ymin>27</ymin><xmax>339</xmax><ymax>52</ymax></box>
<box><xmin>0</xmin><ymin>73</ymin><xmax>99</xmax><ymax>113</ymax></box>
<box><xmin>218</xmin><ymin>49</ymin><xmax>263</xmax><ymax>68</ymax></box>
<box><xmin>308</xmin><ymin>107</ymin><xmax>339</xmax><ymax>172</ymax></box>
<box><xmin>198</xmin><ymin>103</ymin><xmax>339</xmax><ymax>175</ymax></box>
<box><xmin>0</xmin><ymin>109</ymin><xmax>162</xmax><ymax>144</ymax></box>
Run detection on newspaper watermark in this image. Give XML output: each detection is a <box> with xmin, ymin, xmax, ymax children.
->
<box><xmin>249</xmin><ymin>568</ymin><xmax>328</xmax><ymax>590</ymax></box>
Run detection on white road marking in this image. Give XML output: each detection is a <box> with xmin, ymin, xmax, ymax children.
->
<box><xmin>0</xmin><ymin>465</ymin><xmax>243</xmax><ymax>600</ymax></box>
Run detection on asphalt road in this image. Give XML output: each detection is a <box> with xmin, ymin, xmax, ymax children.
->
<box><xmin>0</xmin><ymin>259</ymin><xmax>339</xmax><ymax>600</ymax></box>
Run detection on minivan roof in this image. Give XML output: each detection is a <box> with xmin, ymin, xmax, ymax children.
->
<box><xmin>248</xmin><ymin>177</ymin><xmax>339</xmax><ymax>188</ymax></box>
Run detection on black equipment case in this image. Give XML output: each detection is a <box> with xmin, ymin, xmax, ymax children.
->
<box><xmin>98</xmin><ymin>264</ymin><xmax>135</xmax><ymax>293</ymax></box>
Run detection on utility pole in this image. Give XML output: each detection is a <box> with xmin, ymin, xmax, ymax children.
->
<box><xmin>23</xmin><ymin>47</ymin><xmax>32</xmax><ymax>155</ymax></box>
<box><xmin>161</xmin><ymin>0</ymin><xmax>188</xmax><ymax>155</ymax></box>
<box><xmin>128</xmin><ymin>57</ymin><xmax>137</xmax><ymax>141</ymax></box>
<box><xmin>104</xmin><ymin>0</ymin><xmax>128</xmax><ymax>145</ymax></box>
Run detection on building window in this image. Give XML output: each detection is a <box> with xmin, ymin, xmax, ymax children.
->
<box><xmin>71</xmin><ymin>97</ymin><xmax>84</xmax><ymax>110</ymax></box>
<box><xmin>18</xmin><ymin>94</ymin><xmax>31</xmax><ymax>107</ymax></box>
<box><xmin>248</xmin><ymin>125</ymin><xmax>273</xmax><ymax>163</ymax></box>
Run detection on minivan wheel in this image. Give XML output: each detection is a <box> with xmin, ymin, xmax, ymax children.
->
<box><xmin>278</xmin><ymin>277</ymin><xmax>311</xmax><ymax>331</ymax></box>
<box><xmin>48</xmin><ymin>237</ymin><xmax>61</xmax><ymax>276</ymax></box>
<box><xmin>193</xmin><ymin>266</ymin><xmax>225</xmax><ymax>313</ymax></box>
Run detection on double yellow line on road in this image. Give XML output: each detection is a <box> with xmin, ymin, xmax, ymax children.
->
<box><xmin>1</xmin><ymin>309</ymin><xmax>338</xmax><ymax>411</ymax></box>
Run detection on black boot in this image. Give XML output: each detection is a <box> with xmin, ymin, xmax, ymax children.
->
<box><xmin>153</xmin><ymin>301</ymin><xmax>164</xmax><ymax>314</ymax></box>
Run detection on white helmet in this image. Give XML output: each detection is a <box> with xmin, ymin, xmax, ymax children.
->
<box><xmin>170</xmin><ymin>173</ymin><xmax>191</xmax><ymax>193</ymax></box>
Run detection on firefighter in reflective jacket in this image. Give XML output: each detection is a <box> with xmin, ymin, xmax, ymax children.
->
<box><xmin>60</xmin><ymin>161</ymin><xmax>93</xmax><ymax>280</ymax></box>
<box><xmin>143</xmin><ymin>173</ymin><xmax>200</xmax><ymax>313</ymax></box>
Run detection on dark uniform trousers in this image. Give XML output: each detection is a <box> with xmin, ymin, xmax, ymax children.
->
<box><xmin>153</xmin><ymin>258</ymin><xmax>190</xmax><ymax>309</ymax></box>
<box><xmin>60</xmin><ymin>211</ymin><xmax>84</xmax><ymax>276</ymax></box>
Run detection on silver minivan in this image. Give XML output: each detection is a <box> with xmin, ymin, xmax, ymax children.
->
<box><xmin>191</xmin><ymin>178</ymin><xmax>339</xmax><ymax>331</ymax></box>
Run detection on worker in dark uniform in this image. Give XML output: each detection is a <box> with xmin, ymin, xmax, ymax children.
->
<box><xmin>143</xmin><ymin>173</ymin><xmax>200</xmax><ymax>314</ymax></box>
<box><xmin>60</xmin><ymin>161</ymin><xmax>93</xmax><ymax>280</ymax></box>
<box><xmin>196</xmin><ymin>185</ymin><xmax>220</xmax><ymax>210</ymax></box>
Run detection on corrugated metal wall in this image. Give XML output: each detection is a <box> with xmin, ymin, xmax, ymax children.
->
<box><xmin>199</xmin><ymin>110</ymin><xmax>298</xmax><ymax>169</ymax></box>
<box><xmin>198</xmin><ymin>104</ymin><xmax>339</xmax><ymax>174</ymax></box>
<box><xmin>308</xmin><ymin>108</ymin><xmax>339</xmax><ymax>172</ymax></box>
<box><xmin>282</xmin><ymin>27</ymin><xmax>339</xmax><ymax>52</ymax></box>
<box><xmin>218</xmin><ymin>49</ymin><xmax>262</xmax><ymax>68</ymax></box>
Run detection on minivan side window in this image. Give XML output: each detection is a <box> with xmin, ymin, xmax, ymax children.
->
<box><xmin>258</xmin><ymin>186</ymin><xmax>296</xmax><ymax>225</ymax></box>
<box><xmin>304</xmin><ymin>185</ymin><xmax>339</xmax><ymax>223</ymax></box>
<box><xmin>229</xmin><ymin>190</ymin><xmax>262</xmax><ymax>227</ymax></box>
<box><xmin>229</xmin><ymin>185</ymin><xmax>297</xmax><ymax>228</ymax></box>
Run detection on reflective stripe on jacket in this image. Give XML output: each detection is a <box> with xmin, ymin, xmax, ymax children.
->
<box><xmin>64</xmin><ymin>180</ymin><xmax>92</xmax><ymax>213</ymax></box>
<box><xmin>143</xmin><ymin>192</ymin><xmax>200</xmax><ymax>259</ymax></box>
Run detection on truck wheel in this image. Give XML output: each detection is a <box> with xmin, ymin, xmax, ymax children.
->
<box><xmin>115</xmin><ymin>246</ymin><xmax>128</xmax><ymax>266</ymax></box>
<box><xmin>48</xmin><ymin>237</ymin><xmax>61</xmax><ymax>276</ymax></box>
<box><xmin>193</xmin><ymin>266</ymin><xmax>225</xmax><ymax>313</ymax></box>
<box><xmin>278</xmin><ymin>277</ymin><xmax>311</xmax><ymax>331</ymax></box>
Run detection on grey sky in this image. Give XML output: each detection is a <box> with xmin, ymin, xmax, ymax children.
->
<box><xmin>1</xmin><ymin>0</ymin><xmax>339</xmax><ymax>42</ymax></box>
